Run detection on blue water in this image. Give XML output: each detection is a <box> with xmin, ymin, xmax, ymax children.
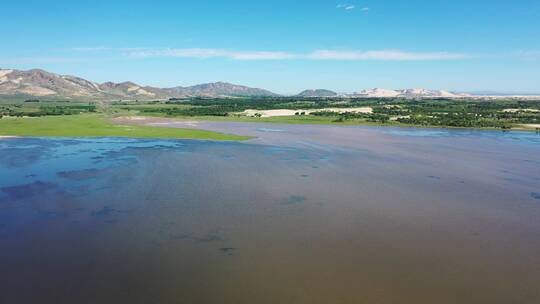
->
<box><xmin>0</xmin><ymin>129</ymin><xmax>539</xmax><ymax>304</ymax></box>
<box><xmin>384</xmin><ymin>128</ymin><xmax>540</xmax><ymax>145</ymax></box>
<box><xmin>256</xmin><ymin>128</ymin><xmax>286</xmax><ymax>133</ymax></box>
<box><xmin>0</xmin><ymin>137</ymin><xmax>188</xmax><ymax>188</ymax></box>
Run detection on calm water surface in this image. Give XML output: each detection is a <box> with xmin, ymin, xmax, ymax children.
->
<box><xmin>1</xmin><ymin>124</ymin><xmax>540</xmax><ymax>304</ymax></box>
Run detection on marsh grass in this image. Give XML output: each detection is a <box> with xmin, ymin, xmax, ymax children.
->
<box><xmin>0</xmin><ymin>114</ymin><xmax>251</xmax><ymax>140</ymax></box>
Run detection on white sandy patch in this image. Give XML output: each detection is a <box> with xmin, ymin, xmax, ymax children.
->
<box><xmin>149</xmin><ymin>120</ymin><xmax>200</xmax><ymax>127</ymax></box>
<box><xmin>121</xmin><ymin>116</ymin><xmax>149</xmax><ymax>121</ymax></box>
<box><xmin>0</xmin><ymin>136</ymin><xmax>18</xmax><ymax>140</ymax></box>
<box><xmin>522</xmin><ymin>124</ymin><xmax>540</xmax><ymax>129</ymax></box>
<box><xmin>241</xmin><ymin>107</ymin><xmax>372</xmax><ymax>118</ymax></box>
<box><xmin>503</xmin><ymin>108</ymin><xmax>540</xmax><ymax>113</ymax></box>
<box><xmin>390</xmin><ymin>115</ymin><xmax>410</xmax><ymax>121</ymax></box>
<box><xmin>314</xmin><ymin>107</ymin><xmax>373</xmax><ymax>114</ymax></box>
<box><xmin>114</xmin><ymin>116</ymin><xmax>201</xmax><ymax>127</ymax></box>
<box><xmin>152</xmin><ymin>121</ymin><xmax>201</xmax><ymax>127</ymax></box>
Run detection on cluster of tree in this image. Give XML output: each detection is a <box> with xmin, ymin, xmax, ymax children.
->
<box><xmin>139</xmin><ymin>105</ymin><xmax>234</xmax><ymax>116</ymax></box>
<box><xmin>0</xmin><ymin>105</ymin><xmax>97</xmax><ymax>118</ymax></box>
<box><xmin>177</xmin><ymin>97</ymin><xmax>380</xmax><ymax>110</ymax></box>
<box><xmin>396</xmin><ymin>114</ymin><xmax>513</xmax><ymax>129</ymax></box>
<box><xmin>4</xmin><ymin>96</ymin><xmax>538</xmax><ymax>131</ymax></box>
<box><xmin>133</xmin><ymin>97</ymin><xmax>538</xmax><ymax>116</ymax></box>
<box><xmin>34</xmin><ymin>105</ymin><xmax>97</xmax><ymax>116</ymax></box>
<box><xmin>310</xmin><ymin>111</ymin><xmax>390</xmax><ymax>123</ymax></box>
<box><xmin>372</xmin><ymin>106</ymin><xmax>409</xmax><ymax>116</ymax></box>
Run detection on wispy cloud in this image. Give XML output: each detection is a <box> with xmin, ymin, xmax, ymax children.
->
<box><xmin>70</xmin><ymin>47</ymin><xmax>112</xmax><ymax>52</ymax></box>
<box><xmin>0</xmin><ymin>57</ymin><xmax>89</xmax><ymax>65</ymax></box>
<box><xmin>128</xmin><ymin>48</ymin><xmax>297</xmax><ymax>60</ymax></box>
<box><xmin>307</xmin><ymin>50</ymin><xmax>469</xmax><ymax>61</ymax></box>
<box><xmin>514</xmin><ymin>50</ymin><xmax>540</xmax><ymax>61</ymax></box>
<box><xmin>69</xmin><ymin>47</ymin><xmax>148</xmax><ymax>52</ymax></box>
<box><xmin>125</xmin><ymin>48</ymin><xmax>469</xmax><ymax>61</ymax></box>
<box><xmin>336</xmin><ymin>4</ymin><xmax>370</xmax><ymax>12</ymax></box>
<box><xmin>337</xmin><ymin>4</ymin><xmax>355</xmax><ymax>10</ymax></box>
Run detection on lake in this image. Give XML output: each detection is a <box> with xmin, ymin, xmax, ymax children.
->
<box><xmin>1</xmin><ymin>123</ymin><xmax>539</xmax><ymax>304</ymax></box>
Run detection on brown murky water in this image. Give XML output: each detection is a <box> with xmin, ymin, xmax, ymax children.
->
<box><xmin>1</xmin><ymin>124</ymin><xmax>539</xmax><ymax>303</ymax></box>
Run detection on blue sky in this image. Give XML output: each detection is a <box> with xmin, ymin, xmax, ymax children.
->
<box><xmin>2</xmin><ymin>0</ymin><xmax>540</xmax><ymax>94</ymax></box>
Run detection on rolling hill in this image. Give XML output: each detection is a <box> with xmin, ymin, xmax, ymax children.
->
<box><xmin>0</xmin><ymin>68</ymin><xmax>278</xmax><ymax>100</ymax></box>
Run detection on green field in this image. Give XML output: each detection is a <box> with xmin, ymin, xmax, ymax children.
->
<box><xmin>2</xmin><ymin>97</ymin><xmax>540</xmax><ymax>133</ymax></box>
<box><xmin>0</xmin><ymin>115</ymin><xmax>251</xmax><ymax>140</ymax></box>
<box><xmin>109</xmin><ymin>97</ymin><xmax>540</xmax><ymax>131</ymax></box>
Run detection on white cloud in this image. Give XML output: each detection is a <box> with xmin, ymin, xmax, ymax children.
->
<box><xmin>514</xmin><ymin>50</ymin><xmax>540</xmax><ymax>60</ymax></box>
<box><xmin>0</xmin><ymin>57</ymin><xmax>87</xmax><ymax>65</ymax></box>
<box><xmin>70</xmin><ymin>47</ymin><xmax>149</xmax><ymax>52</ymax></box>
<box><xmin>70</xmin><ymin>47</ymin><xmax>112</xmax><ymax>52</ymax></box>
<box><xmin>337</xmin><ymin>4</ymin><xmax>355</xmax><ymax>10</ymax></box>
<box><xmin>128</xmin><ymin>48</ymin><xmax>297</xmax><ymax>60</ymax></box>
<box><xmin>361</xmin><ymin>7</ymin><xmax>370</xmax><ymax>11</ymax></box>
<box><xmin>126</xmin><ymin>48</ymin><xmax>468</xmax><ymax>61</ymax></box>
<box><xmin>307</xmin><ymin>50</ymin><xmax>469</xmax><ymax>61</ymax></box>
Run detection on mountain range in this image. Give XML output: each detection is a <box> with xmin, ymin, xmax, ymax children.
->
<box><xmin>1</xmin><ymin>68</ymin><xmax>476</xmax><ymax>101</ymax></box>
<box><xmin>0</xmin><ymin>68</ymin><xmax>277</xmax><ymax>100</ymax></box>
<box><xmin>297</xmin><ymin>89</ymin><xmax>338</xmax><ymax>97</ymax></box>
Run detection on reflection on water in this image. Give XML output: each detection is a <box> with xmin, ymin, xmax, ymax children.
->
<box><xmin>385</xmin><ymin>127</ymin><xmax>540</xmax><ymax>144</ymax></box>
<box><xmin>0</xmin><ymin>128</ymin><xmax>540</xmax><ymax>304</ymax></box>
<box><xmin>256</xmin><ymin>127</ymin><xmax>286</xmax><ymax>133</ymax></box>
<box><xmin>384</xmin><ymin>129</ymin><xmax>452</xmax><ymax>137</ymax></box>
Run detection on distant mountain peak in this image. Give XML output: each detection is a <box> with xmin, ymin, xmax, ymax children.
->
<box><xmin>297</xmin><ymin>89</ymin><xmax>337</xmax><ymax>97</ymax></box>
<box><xmin>180</xmin><ymin>81</ymin><xmax>278</xmax><ymax>97</ymax></box>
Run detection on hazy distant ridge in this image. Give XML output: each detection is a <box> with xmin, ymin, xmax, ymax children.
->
<box><xmin>297</xmin><ymin>89</ymin><xmax>338</xmax><ymax>97</ymax></box>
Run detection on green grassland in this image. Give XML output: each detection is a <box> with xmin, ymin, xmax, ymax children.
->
<box><xmin>1</xmin><ymin>97</ymin><xmax>540</xmax><ymax>139</ymax></box>
<box><xmin>0</xmin><ymin>115</ymin><xmax>251</xmax><ymax>140</ymax></box>
<box><xmin>110</xmin><ymin>97</ymin><xmax>540</xmax><ymax>131</ymax></box>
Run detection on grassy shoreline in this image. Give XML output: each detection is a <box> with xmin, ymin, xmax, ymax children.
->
<box><xmin>0</xmin><ymin>113</ymin><xmax>537</xmax><ymax>143</ymax></box>
<box><xmin>0</xmin><ymin>115</ymin><xmax>252</xmax><ymax>140</ymax></box>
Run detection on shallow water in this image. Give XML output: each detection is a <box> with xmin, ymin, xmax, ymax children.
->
<box><xmin>1</xmin><ymin>124</ymin><xmax>540</xmax><ymax>304</ymax></box>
